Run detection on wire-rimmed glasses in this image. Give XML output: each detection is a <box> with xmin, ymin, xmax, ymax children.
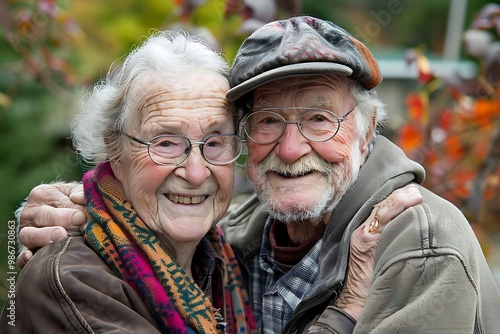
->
<box><xmin>243</xmin><ymin>107</ymin><xmax>355</xmax><ymax>144</ymax></box>
<box><xmin>126</xmin><ymin>134</ymin><xmax>243</xmax><ymax>166</ymax></box>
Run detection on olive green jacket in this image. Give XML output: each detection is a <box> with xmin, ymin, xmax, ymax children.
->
<box><xmin>221</xmin><ymin>136</ymin><xmax>500</xmax><ymax>333</ymax></box>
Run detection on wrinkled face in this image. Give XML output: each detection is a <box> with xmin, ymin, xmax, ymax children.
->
<box><xmin>111</xmin><ymin>73</ymin><xmax>235</xmax><ymax>245</ymax></box>
<box><xmin>246</xmin><ymin>75</ymin><xmax>372</xmax><ymax>224</ymax></box>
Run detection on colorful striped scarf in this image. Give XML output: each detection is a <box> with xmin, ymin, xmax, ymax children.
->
<box><xmin>82</xmin><ymin>162</ymin><xmax>256</xmax><ymax>333</ymax></box>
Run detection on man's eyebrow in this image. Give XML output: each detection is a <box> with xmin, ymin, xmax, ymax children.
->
<box><xmin>252</xmin><ymin>100</ymin><xmax>277</xmax><ymax>109</ymax></box>
<box><xmin>252</xmin><ymin>100</ymin><xmax>335</xmax><ymax>112</ymax></box>
<box><xmin>309</xmin><ymin>98</ymin><xmax>330</xmax><ymax>108</ymax></box>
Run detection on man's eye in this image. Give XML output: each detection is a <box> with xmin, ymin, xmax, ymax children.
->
<box><xmin>312</xmin><ymin>115</ymin><xmax>326</xmax><ymax>122</ymax></box>
<box><xmin>263</xmin><ymin>116</ymin><xmax>280</xmax><ymax>124</ymax></box>
<box><xmin>157</xmin><ymin>140</ymin><xmax>174</xmax><ymax>147</ymax></box>
<box><xmin>205</xmin><ymin>141</ymin><xmax>220</xmax><ymax>147</ymax></box>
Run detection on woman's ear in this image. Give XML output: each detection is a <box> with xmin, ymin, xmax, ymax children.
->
<box><xmin>109</xmin><ymin>158</ymin><xmax>124</xmax><ymax>182</ymax></box>
<box><xmin>105</xmin><ymin>132</ymin><xmax>125</xmax><ymax>181</ymax></box>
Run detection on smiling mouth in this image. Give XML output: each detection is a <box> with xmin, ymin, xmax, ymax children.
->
<box><xmin>274</xmin><ymin>170</ymin><xmax>315</xmax><ymax>178</ymax></box>
<box><xmin>167</xmin><ymin>194</ymin><xmax>207</xmax><ymax>204</ymax></box>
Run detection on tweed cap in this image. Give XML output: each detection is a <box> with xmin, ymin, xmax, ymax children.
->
<box><xmin>227</xmin><ymin>16</ymin><xmax>382</xmax><ymax>102</ymax></box>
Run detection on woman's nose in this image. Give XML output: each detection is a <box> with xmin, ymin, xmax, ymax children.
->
<box><xmin>175</xmin><ymin>146</ymin><xmax>211</xmax><ymax>186</ymax></box>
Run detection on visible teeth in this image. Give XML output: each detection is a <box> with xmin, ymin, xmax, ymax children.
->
<box><xmin>276</xmin><ymin>171</ymin><xmax>309</xmax><ymax>177</ymax></box>
<box><xmin>168</xmin><ymin>194</ymin><xmax>204</xmax><ymax>204</ymax></box>
<box><xmin>191</xmin><ymin>196</ymin><xmax>202</xmax><ymax>204</ymax></box>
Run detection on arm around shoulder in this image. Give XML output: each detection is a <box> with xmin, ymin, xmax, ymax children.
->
<box><xmin>16</xmin><ymin>181</ymin><xmax>87</xmax><ymax>268</ymax></box>
<box><xmin>355</xmin><ymin>199</ymin><xmax>500</xmax><ymax>333</ymax></box>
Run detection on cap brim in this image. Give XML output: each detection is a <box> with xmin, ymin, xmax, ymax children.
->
<box><xmin>226</xmin><ymin>62</ymin><xmax>353</xmax><ymax>102</ymax></box>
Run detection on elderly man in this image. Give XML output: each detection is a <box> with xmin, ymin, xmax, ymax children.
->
<box><xmin>218</xmin><ymin>16</ymin><xmax>500</xmax><ymax>333</ymax></box>
<box><xmin>13</xmin><ymin>16</ymin><xmax>500</xmax><ymax>333</ymax></box>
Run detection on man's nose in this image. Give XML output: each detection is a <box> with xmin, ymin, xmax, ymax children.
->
<box><xmin>275</xmin><ymin>123</ymin><xmax>312</xmax><ymax>163</ymax></box>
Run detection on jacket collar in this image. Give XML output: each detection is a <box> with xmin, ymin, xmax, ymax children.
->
<box><xmin>307</xmin><ymin>136</ymin><xmax>425</xmax><ymax>298</ymax></box>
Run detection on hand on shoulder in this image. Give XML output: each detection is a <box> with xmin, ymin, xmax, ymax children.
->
<box><xmin>17</xmin><ymin>182</ymin><xmax>86</xmax><ymax>267</ymax></box>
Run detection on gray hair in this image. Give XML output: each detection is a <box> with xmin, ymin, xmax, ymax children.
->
<box><xmin>72</xmin><ymin>30</ymin><xmax>230</xmax><ymax>165</ymax></box>
<box><xmin>348</xmin><ymin>80</ymin><xmax>387</xmax><ymax>140</ymax></box>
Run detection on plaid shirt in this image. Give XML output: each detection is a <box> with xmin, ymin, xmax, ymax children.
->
<box><xmin>248</xmin><ymin>217</ymin><xmax>322</xmax><ymax>334</ymax></box>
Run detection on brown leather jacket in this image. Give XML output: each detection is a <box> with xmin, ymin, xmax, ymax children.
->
<box><xmin>1</xmin><ymin>234</ymin><xmax>162</xmax><ymax>333</ymax></box>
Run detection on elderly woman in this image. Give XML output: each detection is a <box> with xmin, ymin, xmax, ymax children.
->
<box><xmin>6</xmin><ymin>31</ymin><xmax>255</xmax><ymax>333</ymax></box>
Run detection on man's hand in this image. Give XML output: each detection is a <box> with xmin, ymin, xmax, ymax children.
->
<box><xmin>335</xmin><ymin>184</ymin><xmax>423</xmax><ymax>320</ymax></box>
<box><xmin>17</xmin><ymin>182</ymin><xmax>86</xmax><ymax>267</ymax></box>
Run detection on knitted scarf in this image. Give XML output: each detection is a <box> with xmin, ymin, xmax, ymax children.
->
<box><xmin>82</xmin><ymin>162</ymin><xmax>256</xmax><ymax>333</ymax></box>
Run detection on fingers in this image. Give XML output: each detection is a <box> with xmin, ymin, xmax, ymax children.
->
<box><xmin>349</xmin><ymin>184</ymin><xmax>423</xmax><ymax>256</ymax></box>
<box><xmin>19</xmin><ymin>226</ymin><xmax>69</xmax><ymax>249</ymax></box>
<box><xmin>17</xmin><ymin>226</ymin><xmax>68</xmax><ymax>268</ymax></box>
<box><xmin>17</xmin><ymin>248</ymin><xmax>33</xmax><ymax>269</ymax></box>
<box><xmin>69</xmin><ymin>188</ymin><xmax>85</xmax><ymax>206</ymax></box>
<box><xmin>19</xmin><ymin>182</ymin><xmax>86</xmax><ymax>229</ymax></box>
<box><xmin>372</xmin><ymin>184</ymin><xmax>423</xmax><ymax>227</ymax></box>
<box><xmin>361</xmin><ymin>184</ymin><xmax>423</xmax><ymax>237</ymax></box>
<box><xmin>18</xmin><ymin>226</ymin><xmax>68</xmax><ymax>252</ymax></box>
<box><xmin>336</xmin><ymin>185</ymin><xmax>423</xmax><ymax>320</ymax></box>
<box><xmin>21</xmin><ymin>205</ymin><xmax>86</xmax><ymax>230</ymax></box>
<box><xmin>16</xmin><ymin>182</ymin><xmax>85</xmax><ymax>267</ymax></box>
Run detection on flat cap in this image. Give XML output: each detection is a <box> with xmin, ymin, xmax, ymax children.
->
<box><xmin>227</xmin><ymin>16</ymin><xmax>382</xmax><ymax>102</ymax></box>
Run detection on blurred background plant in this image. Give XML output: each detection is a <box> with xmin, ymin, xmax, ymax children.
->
<box><xmin>396</xmin><ymin>3</ymin><xmax>500</xmax><ymax>256</ymax></box>
<box><xmin>0</xmin><ymin>0</ymin><xmax>497</xmax><ymax>308</ymax></box>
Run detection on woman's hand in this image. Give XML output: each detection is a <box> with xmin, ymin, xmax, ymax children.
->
<box><xmin>335</xmin><ymin>184</ymin><xmax>423</xmax><ymax>320</ymax></box>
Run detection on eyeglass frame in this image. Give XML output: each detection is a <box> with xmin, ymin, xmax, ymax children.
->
<box><xmin>242</xmin><ymin>106</ymin><xmax>356</xmax><ymax>144</ymax></box>
<box><xmin>125</xmin><ymin>133</ymin><xmax>243</xmax><ymax>166</ymax></box>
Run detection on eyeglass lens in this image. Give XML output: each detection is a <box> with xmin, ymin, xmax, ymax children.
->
<box><xmin>148</xmin><ymin>135</ymin><xmax>242</xmax><ymax>165</ymax></box>
<box><xmin>244</xmin><ymin>108</ymin><xmax>341</xmax><ymax>144</ymax></box>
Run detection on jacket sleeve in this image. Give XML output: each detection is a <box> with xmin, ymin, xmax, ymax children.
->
<box><xmin>304</xmin><ymin>306</ymin><xmax>356</xmax><ymax>334</ymax></box>
<box><xmin>5</xmin><ymin>235</ymin><xmax>160</xmax><ymax>334</ymax></box>
<box><xmin>354</xmin><ymin>198</ymin><xmax>500</xmax><ymax>333</ymax></box>
<box><xmin>355</xmin><ymin>254</ymin><xmax>479</xmax><ymax>333</ymax></box>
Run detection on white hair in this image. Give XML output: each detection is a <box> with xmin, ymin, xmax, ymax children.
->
<box><xmin>72</xmin><ymin>30</ymin><xmax>230</xmax><ymax>165</ymax></box>
<box><xmin>348</xmin><ymin>80</ymin><xmax>387</xmax><ymax>141</ymax></box>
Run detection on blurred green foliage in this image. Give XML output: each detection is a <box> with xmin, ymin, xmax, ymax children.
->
<box><xmin>0</xmin><ymin>0</ymin><xmax>494</xmax><ymax>311</ymax></box>
<box><xmin>0</xmin><ymin>0</ymin><xmax>247</xmax><ymax>310</ymax></box>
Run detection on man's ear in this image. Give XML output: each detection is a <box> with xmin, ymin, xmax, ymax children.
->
<box><xmin>360</xmin><ymin>111</ymin><xmax>377</xmax><ymax>155</ymax></box>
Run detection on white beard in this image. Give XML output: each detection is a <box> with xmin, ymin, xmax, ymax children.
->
<box><xmin>248</xmin><ymin>138</ymin><xmax>364</xmax><ymax>224</ymax></box>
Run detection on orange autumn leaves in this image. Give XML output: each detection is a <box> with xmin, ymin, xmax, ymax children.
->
<box><xmin>399</xmin><ymin>92</ymin><xmax>427</xmax><ymax>152</ymax></box>
<box><xmin>397</xmin><ymin>50</ymin><xmax>500</xmax><ymax>216</ymax></box>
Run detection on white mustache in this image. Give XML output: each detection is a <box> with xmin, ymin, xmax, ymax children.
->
<box><xmin>258</xmin><ymin>152</ymin><xmax>332</xmax><ymax>176</ymax></box>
